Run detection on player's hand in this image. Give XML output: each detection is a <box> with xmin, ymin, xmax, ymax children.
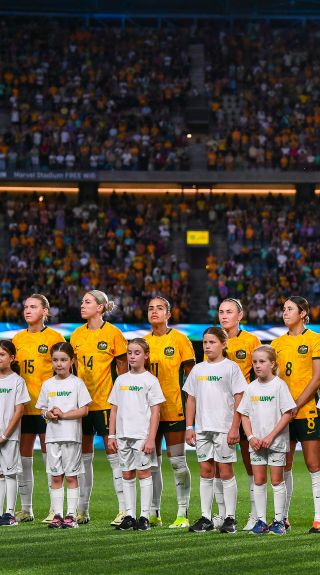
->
<box><xmin>260</xmin><ymin>434</ymin><xmax>274</xmax><ymax>449</ymax></box>
<box><xmin>186</xmin><ymin>429</ymin><xmax>196</xmax><ymax>447</ymax></box>
<box><xmin>107</xmin><ymin>438</ymin><xmax>118</xmax><ymax>453</ymax></box>
<box><xmin>46</xmin><ymin>410</ymin><xmax>58</xmax><ymax>420</ymax></box>
<box><xmin>249</xmin><ymin>437</ymin><xmax>261</xmax><ymax>452</ymax></box>
<box><xmin>143</xmin><ymin>438</ymin><xmax>155</xmax><ymax>454</ymax></box>
<box><xmin>52</xmin><ymin>407</ymin><xmax>64</xmax><ymax>419</ymax></box>
<box><xmin>227</xmin><ymin>427</ymin><xmax>240</xmax><ymax>445</ymax></box>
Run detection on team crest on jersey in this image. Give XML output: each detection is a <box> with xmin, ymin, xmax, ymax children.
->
<box><xmin>236</xmin><ymin>349</ymin><xmax>246</xmax><ymax>360</ymax></box>
<box><xmin>38</xmin><ymin>344</ymin><xmax>48</xmax><ymax>354</ymax></box>
<box><xmin>298</xmin><ymin>345</ymin><xmax>308</xmax><ymax>355</ymax></box>
<box><xmin>164</xmin><ymin>346</ymin><xmax>175</xmax><ymax>357</ymax></box>
<box><xmin>97</xmin><ymin>341</ymin><xmax>108</xmax><ymax>351</ymax></box>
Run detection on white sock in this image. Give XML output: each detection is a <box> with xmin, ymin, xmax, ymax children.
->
<box><xmin>67</xmin><ymin>487</ymin><xmax>79</xmax><ymax>516</ymax></box>
<box><xmin>284</xmin><ymin>470</ymin><xmax>293</xmax><ymax>519</ymax></box>
<box><xmin>139</xmin><ymin>476</ymin><xmax>153</xmax><ymax>519</ymax></box>
<box><xmin>5</xmin><ymin>475</ymin><xmax>17</xmax><ymax>516</ymax></box>
<box><xmin>214</xmin><ymin>478</ymin><xmax>226</xmax><ymax>519</ymax></box>
<box><xmin>50</xmin><ymin>487</ymin><xmax>64</xmax><ymax>517</ymax></box>
<box><xmin>272</xmin><ymin>481</ymin><xmax>287</xmax><ymax>522</ymax></box>
<box><xmin>107</xmin><ymin>453</ymin><xmax>125</xmax><ymax>513</ymax></box>
<box><xmin>0</xmin><ymin>477</ymin><xmax>5</xmax><ymax>515</ymax></box>
<box><xmin>169</xmin><ymin>455</ymin><xmax>191</xmax><ymax>517</ymax></box>
<box><xmin>42</xmin><ymin>453</ymin><xmax>53</xmax><ymax>512</ymax></box>
<box><xmin>123</xmin><ymin>478</ymin><xmax>136</xmax><ymax>519</ymax></box>
<box><xmin>222</xmin><ymin>476</ymin><xmax>237</xmax><ymax>518</ymax></box>
<box><xmin>311</xmin><ymin>470</ymin><xmax>320</xmax><ymax>522</ymax></box>
<box><xmin>151</xmin><ymin>456</ymin><xmax>163</xmax><ymax>517</ymax></box>
<box><xmin>78</xmin><ymin>453</ymin><xmax>93</xmax><ymax>514</ymax></box>
<box><xmin>18</xmin><ymin>456</ymin><xmax>34</xmax><ymax>514</ymax></box>
<box><xmin>200</xmin><ymin>477</ymin><xmax>214</xmax><ymax>520</ymax></box>
<box><xmin>254</xmin><ymin>483</ymin><xmax>267</xmax><ymax>523</ymax></box>
<box><xmin>248</xmin><ymin>475</ymin><xmax>257</xmax><ymax>518</ymax></box>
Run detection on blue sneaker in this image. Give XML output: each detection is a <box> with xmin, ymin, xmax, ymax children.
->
<box><xmin>268</xmin><ymin>519</ymin><xmax>286</xmax><ymax>536</ymax></box>
<box><xmin>250</xmin><ymin>519</ymin><xmax>269</xmax><ymax>535</ymax></box>
<box><xmin>1</xmin><ymin>513</ymin><xmax>18</xmax><ymax>527</ymax></box>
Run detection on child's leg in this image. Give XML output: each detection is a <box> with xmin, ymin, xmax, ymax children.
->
<box><xmin>252</xmin><ymin>465</ymin><xmax>268</xmax><ymax>523</ymax></box>
<box><xmin>137</xmin><ymin>469</ymin><xmax>152</xmax><ymax>519</ymax></box>
<box><xmin>150</xmin><ymin>432</ymin><xmax>163</xmax><ymax>520</ymax></box>
<box><xmin>5</xmin><ymin>474</ymin><xmax>17</xmax><ymax>516</ymax></box>
<box><xmin>66</xmin><ymin>475</ymin><xmax>79</xmax><ymax>517</ymax></box>
<box><xmin>270</xmin><ymin>465</ymin><xmax>286</xmax><ymax>522</ymax></box>
<box><xmin>218</xmin><ymin>462</ymin><xmax>237</xmax><ymax>519</ymax></box>
<box><xmin>50</xmin><ymin>475</ymin><xmax>65</xmax><ymax>517</ymax></box>
<box><xmin>122</xmin><ymin>470</ymin><xmax>137</xmax><ymax>518</ymax></box>
<box><xmin>213</xmin><ymin>463</ymin><xmax>226</xmax><ymax>519</ymax></box>
<box><xmin>0</xmin><ymin>475</ymin><xmax>5</xmax><ymax>515</ymax></box>
<box><xmin>199</xmin><ymin>460</ymin><xmax>215</xmax><ymax>520</ymax></box>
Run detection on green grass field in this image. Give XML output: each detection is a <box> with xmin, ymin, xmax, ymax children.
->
<box><xmin>0</xmin><ymin>451</ymin><xmax>317</xmax><ymax>575</ymax></box>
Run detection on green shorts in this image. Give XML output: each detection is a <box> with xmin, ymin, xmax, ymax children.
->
<box><xmin>21</xmin><ymin>415</ymin><xmax>47</xmax><ymax>435</ymax></box>
<box><xmin>82</xmin><ymin>409</ymin><xmax>110</xmax><ymax>437</ymax></box>
<box><xmin>157</xmin><ymin>420</ymin><xmax>186</xmax><ymax>433</ymax></box>
<box><xmin>290</xmin><ymin>411</ymin><xmax>320</xmax><ymax>442</ymax></box>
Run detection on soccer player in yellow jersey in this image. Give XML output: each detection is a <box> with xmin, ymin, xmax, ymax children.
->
<box><xmin>12</xmin><ymin>294</ymin><xmax>65</xmax><ymax>524</ymax></box>
<box><xmin>145</xmin><ymin>297</ymin><xmax>195</xmax><ymax>528</ymax></box>
<box><xmin>271</xmin><ymin>296</ymin><xmax>320</xmax><ymax>534</ymax></box>
<box><xmin>70</xmin><ymin>290</ymin><xmax>128</xmax><ymax>526</ymax></box>
<box><xmin>217</xmin><ymin>298</ymin><xmax>261</xmax><ymax>531</ymax></box>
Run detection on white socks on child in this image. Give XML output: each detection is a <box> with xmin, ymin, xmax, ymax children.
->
<box><xmin>139</xmin><ymin>476</ymin><xmax>153</xmax><ymax>519</ymax></box>
<box><xmin>18</xmin><ymin>456</ymin><xmax>34</xmax><ymax>514</ymax></box>
<box><xmin>169</xmin><ymin>455</ymin><xmax>191</xmax><ymax>517</ymax></box>
<box><xmin>200</xmin><ymin>477</ymin><xmax>214</xmax><ymax>520</ymax></box>
<box><xmin>51</xmin><ymin>487</ymin><xmax>64</xmax><ymax>517</ymax></box>
<box><xmin>272</xmin><ymin>481</ymin><xmax>287</xmax><ymax>522</ymax></box>
<box><xmin>222</xmin><ymin>476</ymin><xmax>237</xmax><ymax>518</ymax></box>
<box><xmin>107</xmin><ymin>453</ymin><xmax>125</xmax><ymax>513</ymax></box>
<box><xmin>248</xmin><ymin>475</ymin><xmax>257</xmax><ymax>518</ymax></box>
<box><xmin>123</xmin><ymin>478</ymin><xmax>136</xmax><ymax>518</ymax></box>
<box><xmin>284</xmin><ymin>470</ymin><xmax>293</xmax><ymax>519</ymax></box>
<box><xmin>151</xmin><ymin>456</ymin><xmax>163</xmax><ymax>518</ymax></box>
<box><xmin>0</xmin><ymin>477</ymin><xmax>5</xmax><ymax>515</ymax></box>
<box><xmin>254</xmin><ymin>483</ymin><xmax>267</xmax><ymax>523</ymax></box>
<box><xmin>67</xmin><ymin>487</ymin><xmax>79</xmax><ymax>516</ymax></box>
<box><xmin>5</xmin><ymin>475</ymin><xmax>17</xmax><ymax>516</ymax></box>
<box><xmin>78</xmin><ymin>453</ymin><xmax>94</xmax><ymax>514</ymax></box>
<box><xmin>214</xmin><ymin>477</ymin><xmax>226</xmax><ymax>519</ymax></box>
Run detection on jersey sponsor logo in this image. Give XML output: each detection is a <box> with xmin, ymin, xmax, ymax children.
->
<box><xmin>164</xmin><ymin>346</ymin><xmax>175</xmax><ymax>357</ymax></box>
<box><xmin>38</xmin><ymin>344</ymin><xmax>49</xmax><ymax>354</ymax></box>
<box><xmin>97</xmin><ymin>341</ymin><xmax>108</xmax><ymax>351</ymax></box>
<box><xmin>48</xmin><ymin>391</ymin><xmax>72</xmax><ymax>397</ymax></box>
<box><xmin>236</xmin><ymin>349</ymin><xmax>247</xmax><ymax>360</ymax></box>
<box><xmin>250</xmin><ymin>395</ymin><xmax>275</xmax><ymax>402</ymax></box>
<box><xmin>298</xmin><ymin>345</ymin><xmax>308</xmax><ymax>355</ymax></box>
<box><xmin>119</xmin><ymin>385</ymin><xmax>143</xmax><ymax>392</ymax></box>
<box><xmin>0</xmin><ymin>388</ymin><xmax>12</xmax><ymax>394</ymax></box>
<box><xmin>197</xmin><ymin>375</ymin><xmax>223</xmax><ymax>382</ymax></box>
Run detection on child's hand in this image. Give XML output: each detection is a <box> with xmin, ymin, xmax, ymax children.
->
<box><xmin>249</xmin><ymin>437</ymin><xmax>262</xmax><ymax>452</ymax></box>
<box><xmin>143</xmin><ymin>438</ymin><xmax>155</xmax><ymax>454</ymax></box>
<box><xmin>260</xmin><ymin>434</ymin><xmax>274</xmax><ymax>449</ymax></box>
<box><xmin>107</xmin><ymin>437</ymin><xmax>117</xmax><ymax>453</ymax></box>
<box><xmin>186</xmin><ymin>429</ymin><xmax>196</xmax><ymax>447</ymax></box>
<box><xmin>0</xmin><ymin>435</ymin><xmax>7</xmax><ymax>444</ymax></box>
<box><xmin>227</xmin><ymin>426</ymin><xmax>240</xmax><ymax>445</ymax></box>
<box><xmin>52</xmin><ymin>407</ymin><xmax>64</xmax><ymax>419</ymax></box>
<box><xmin>46</xmin><ymin>410</ymin><xmax>58</xmax><ymax>421</ymax></box>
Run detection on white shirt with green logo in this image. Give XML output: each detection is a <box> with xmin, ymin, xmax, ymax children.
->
<box><xmin>36</xmin><ymin>374</ymin><xmax>92</xmax><ymax>443</ymax></box>
<box><xmin>0</xmin><ymin>373</ymin><xmax>30</xmax><ymax>441</ymax></box>
<box><xmin>237</xmin><ymin>376</ymin><xmax>296</xmax><ymax>452</ymax></box>
<box><xmin>183</xmin><ymin>358</ymin><xmax>246</xmax><ymax>433</ymax></box>
<box><xmin>109</xmin><ymin>371</ymin><xmax>165</xmax><ymax>439</ymax></box>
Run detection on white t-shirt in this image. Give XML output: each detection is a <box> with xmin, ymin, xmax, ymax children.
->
<box><xmin>182</xmin><ymin>359</ymin><xmax>246</xmax><ymax>433</ymax></box>
<box><xmin>36</xmin><ymin>374</ymin><xmax>92</xmax><ymax>443</ymax></box>
<box><xmin>237</xmin><ymin>376</ymin><xmax>296</xmax><ymax>452</ymax></box>
<box><xmin>108</xmin><ymin>371</ymin><xmax>165</xmax><ymax>440</ymax></box>
<box><xmin>0</xmin><ymin>373</ymin><xmax>30</xmax><ymax>441</ymax></box>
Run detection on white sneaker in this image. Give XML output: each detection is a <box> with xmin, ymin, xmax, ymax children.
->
<box><xmin>42</xmin><ymin>511</ymin><xmax>55</xmax><ymax>524</ymax></box>
<box><xmin>212</xmin><ymin>515</ymin><xmax>224</xmax><ymax>530</ymax></box>
<box><xmin>243</xmin><ymin>514</ymin><xmax>257</xmax><ymax>531</ymax></box>
<box><xmin>110</xmin><ymin>511</ymin><xmax>126</xmax><ymax>526</ymax></box>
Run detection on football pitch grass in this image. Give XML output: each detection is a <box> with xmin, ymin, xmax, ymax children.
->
<box><xmin>0</xmin><ymin>451</ymin><xmax>317</xmax><ymax>575</ymax></box>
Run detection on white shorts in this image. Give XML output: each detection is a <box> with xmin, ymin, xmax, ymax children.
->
<box><xmin>117</xmin><ymin>438</ymin><xmax>158</xmax><ymax>472</ymax></box>
<box><xmin>0</xmin><ymin>440</ymin><xmax>22</xmax><ymax>475</ymax></box>
<box><xmin>250</xmin><ymin>449</ymin><xmax>286</xmax><ymax>467</ymax></box>
<box><xmin>46</xmin><ymin>442</ymin><xmax>84</xmax><ymax>476</ymax></box>
<box><xmin>196</xmin><ymin>431</ymin><xmax>237</xmax><ymax>464</ymax></box>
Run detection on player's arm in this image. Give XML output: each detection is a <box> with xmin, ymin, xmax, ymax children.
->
<box><xmin>116</xmin><ymin>353</ymin><xmax>128</xmax><ymax>375</ymax></box>
<box><xmin>183</xmin><ymin>360</ymin><xmax>196</xmax><ymax>377</ymax></box>
<box><xmin>0</xmin><ymin>403</ymin><xmax>25</xmax><ymax>444</ymax></box>
<box><xmin>227</xmin><ymin>392</ymin><xmax>243</xmax><ymax>445</ymax></box>
<box><xmin>260</xmin><ymin>411</ymin><xmax>293</xmax><ymax>449</ymax></box>
<box><xmin>185</xmin><ymin>394</ymin><xmax>196</xmax><ymax>446</ymax></box>
<box><xmin>107</xmin><ymin>404</ymin><xmax>118</xmax><ymax>453</ymax></box>
<box><xmin>241</xmin><ymin>414</ymin><xmax>261</xmax><ymax>452</ymax></box>
<box><xmin>294</xmin><ymin>359</ymin><xmax>320</xmax><ymax>413</ymax></box>
<box><xmin>52</xmin><ymin>404</ymin><xmax>89</xmax><ymax>420</ymax></box>
<box><xmin>144</xmin><ymin>404</ymin><xmax>161</xmax><ymax>454</ymax></box>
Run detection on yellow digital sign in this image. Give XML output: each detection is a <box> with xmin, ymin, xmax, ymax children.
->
<box><xmin>186</xmin><ymin>230</ymin><xmax>210</xmax><ymax>246</ymax></box>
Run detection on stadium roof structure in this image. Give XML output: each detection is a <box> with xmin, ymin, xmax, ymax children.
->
<box><xmin>2</xmin><ymin>0</ymin><xmax>320</xmax><ymax>18</ymax></box>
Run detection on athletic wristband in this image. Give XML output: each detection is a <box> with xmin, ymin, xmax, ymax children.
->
<box><xmin>1</xmin><ymin>434</ymin><xmax>8</xmax><ymax>441</ymax></box>
<box><xmin>247</xmin><ymin>434</ymin><xmax>254</xmax><ymax>442</ymax></box>
<box><xmin>186</xmin><ymin>426</ymin><xmax>193</xmax><ymax>431</ymax></box>
<box><xmin>108</xmin><ymin>434</ymin><xmax>116</xmax><ymax>439</ymax></box>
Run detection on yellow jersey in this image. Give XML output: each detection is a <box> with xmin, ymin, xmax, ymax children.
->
<box><xmin>204</xmin><ymin>330</ymin><xmax>261</xmax><ymax>383</ymax></box>
<box><xmin>144</xmin><ymin>328</ymin><xmax>195</xmax><ymax>421</ymax></box>
<box><xmin>70</xmin><ymin>321</ymin><xmax>127</xmax><ymax>411</ymax></box>
<box><xmin>271</xmin><ymin>329</ymin><xmax>320</xmax><ymax>419</ymax></box>
<box><xmin>13</xmin><ymin>327</ymin><xmax>65</xmax><ymax>415</ymax></box>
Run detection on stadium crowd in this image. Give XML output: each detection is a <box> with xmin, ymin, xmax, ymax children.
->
<box><xmin>0</xmin><ymin>19</ymin><xmax>190</xmax><ymax>172</ymax></box>
<box><xmin>205</xmin><ymin>22</ymin><xmax>320</xmax><ymax>170</ymax></box>
<box><xmin>0</xmin><ymin>192</ymin><xmax>191</xmax><ymax>322</ymax></box>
